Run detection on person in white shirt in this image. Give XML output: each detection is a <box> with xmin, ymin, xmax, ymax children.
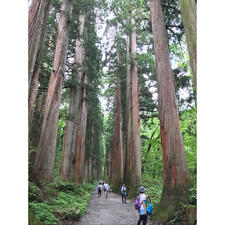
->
<box><xmin>137</xmin><ymin>186</ymin><xmax>148</xmax><ymax>225</ymax></box>
<box><xmin>104</xmin><ymin>183</ymin><xmax>110</xmax><ymax>199</ymax></box>
<box><xmin>121</xmin><ymin>184</ymin><xmax>127</xmax><ymax>204</ymax></box>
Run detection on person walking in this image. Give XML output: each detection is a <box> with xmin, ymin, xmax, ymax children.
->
<box><xmin>121</xmin><ymin>184</ymin><xmax>127</xmax><ymax>204</ymax></box>
<box><xmin>104</xmin><ymin>183</ymin><xmax>110</xmax><ymax>199</ymax></box>
<box><xmin>97</xmin><ymin>182</ymin><xmax>102</xmax><ymax>198</ymax></box>
<box><xmin>137</xmin><ymin>186</ymin><xmax>148</xmax><ymax>225</ymax></box>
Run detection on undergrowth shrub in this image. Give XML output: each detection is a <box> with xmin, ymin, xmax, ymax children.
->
<box><xmin>142</xmin><ymin>175</ymin><xmax>163</xmax><ymax>206</ymax></box>
<box><xmin>29</xmin><ymin>181</ymin><xmax>43</xmax><ymax>202</ymax></box>
<box><xmin>29</xmin><ymin>179</ymin><xmax>95</xmax><ymax>224</ymax></box>
<box><xmin>29</xmin><ymin>202</ymin><xmax>60</xmax><ymax>225</ymax></box>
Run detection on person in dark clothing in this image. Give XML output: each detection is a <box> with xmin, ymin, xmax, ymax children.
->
<box><xmin>121</xmin><ymin>184</ymin><xmax>127</xmax><ymax>204</ymax></box>
<box><xmin>97</xmin><ymin>182</ymin><xmax>102</xmax><ymax>198</ymax></box>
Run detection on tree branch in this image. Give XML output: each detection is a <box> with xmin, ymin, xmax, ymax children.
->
<box><xmin>147</xmin><ymin>124</ymin><xmax>160</xmax><ymax>154</ymax></box>
<box><xmin>111</xmin><ymin>8</ymin><xmax>129</xmax><ymax>30</ymax></box>
<box><xmin>161</xmin><ymin>4</ymin><xmax>181</xmax><ymax>15</ymax></box>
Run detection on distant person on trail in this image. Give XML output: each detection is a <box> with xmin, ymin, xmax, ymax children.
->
<box><xmin>104</xmin><ymin>183</ymin><xmax>110</xmax><ymax>199</ymax></box>
<box><xmin>137</xmin><ymin>186</ymin><xmax>148</xmax><ymax>225</ymax></box>
<box><xmin>121</xmin><ymin>184</ymin><xmax>127</xmax><ymax>204</ymax></box>
<box><xmin>97</xmin><ymin>182</ymin><xmax>102</xmax><ymax>198</ymax></box>
<box><xmin>102</xmin><ymin>181</ymin><xmax>104</xmax><ymax>192</ymax></box>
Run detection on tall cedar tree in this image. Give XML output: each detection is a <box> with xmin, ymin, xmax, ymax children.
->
<box><xmin>28</xmin><ymin>0</ymin><xmax>51</xmax><ymax>137</ymax></box>
<box><xmin>149</xmin><ymin>0</ymin><xmax>190</xmax><ymax>221</ymax></box>
<box><xmin>111</xmin><ymin>50</ymin><xmax>124</xmax><ymax>186</ymax></box>
<box><xmin>125</xmin><ymin>8</ymin><xmax>142</xmax><ymax>196</ymax></box>
<box><xmin>179</xmin><ymin>0</ymin><xmax>197</xmax><ymax>93</ymax></box>
<box><xmin>72</xmin><ymin>12</ymin><xmax>89</xmax><ymax>184</ymax></box>
<box><xmin>34</xmin><ymin>0</ymin><xmax>72</xmax><ymax>181</ymax></box>
<box><xmin>60</xmin><ymin>12</ymin><xmax>86</xmax><ymax>181</ymax></box>
<box><xmin>84</xmin><ymin>92</ymin><xmax>104</xmax><ymax>182</ymax></box>
<box><xmin>84</xmin><ymin>122</ymin><xmax>94</xmax><ymax>182</ymax></box>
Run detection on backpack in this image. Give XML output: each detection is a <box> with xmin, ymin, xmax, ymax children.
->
<box><xmin>135</xmin><ymin>194</ymin><xmax>141</xmax><ymax>211</ymax></box>
<box><xmin>146</xmin><ymin>202</ymin><xmax>153</xmax><ymax>215</ymax></box>
<box><xmin>122</xmin><ymin>190</ymin><xmax>127</xmax><ymax>197</ymax></box>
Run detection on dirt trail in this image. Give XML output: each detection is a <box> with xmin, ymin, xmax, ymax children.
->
<box><xmin>71</xmin><ymin>189</ymin><xmax>155</xmax><ymax>225</ymax></box>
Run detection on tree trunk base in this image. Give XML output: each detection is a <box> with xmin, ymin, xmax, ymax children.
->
<box><xmin>153</xmin><ymin>184</ymin><xmax>190</xmax><ymax>223</ymax></box>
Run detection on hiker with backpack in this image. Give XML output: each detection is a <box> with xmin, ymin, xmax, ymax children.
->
<box><xmin>104</xmin><ymin>182</ymin><xmax>110</xmax><ymax>199</ymax></box>
<box><xmin>121</xmin><ymin>184</ymin><xmax>127</xmax><ymax>204</ymax></box>
<box><xmin>97</xmin><ymin>182</ymin><xmax>103</xmax><ymax>198</ymax></box>
<box><xmin>135</xmin><ymin>186</ymin><xmax>148</xmax><ymax>225</ymax></box>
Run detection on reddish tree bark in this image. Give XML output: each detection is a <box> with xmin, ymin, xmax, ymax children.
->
<box><xmin>68</xmin><ymin>13</ymin><xmax>89</xmax><ymax>184</ymax></box>
<box><xmin>125</xmin><ymin>10</ymin><xmax>142</xmax><ymax>196</ymax></box>
<box><xmin>34</xmin><ymin>0</ymin><xmax>72</xmax><ymax>181</ymax></box>
<box><xmin>73</xmin><ymin>72</ymin><xmax>89</xmax><ymax>183</ymax></box>
<box><xmin>111</xmin><ymin>51</ymin><xmax>124</xmax><ymax>186</ymax></box>
<box><xmin>149</xmin><ymin>0</ymin><xmax>190</xmax><ymax>220</ymax></box>
<box><xmin>28</xmin><ymin>0</ymin><xmax>51</xmax><ymax>91</ymax></box>
<box><xmin>28</xmin><ymin>0</ymin><xmax>50</xmax><ymax>140</ymax></box>
<box><xmin>60</xmin><ymin>13</ymin><xmax>86</xmax><ymax>181</ymax></box>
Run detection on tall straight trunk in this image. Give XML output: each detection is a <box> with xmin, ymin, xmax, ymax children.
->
<box><xmin>83</xmin><ymin>120</ymin><xmax>91</xmax><ymax>182</ymax></box>
<box><xmin>28</xmin><ymin>0</ymin><xmax>51</xmax><ymax>91</ymax></box>
<box><xmin>92</xmin><ymin>158</ymin><xmax>97</xmax><ymax>180</ymax></box>
<box><xmin>179</xmin><ymin>0</ymin><xmax>197</xmax><ymax>93</ymax></box>
<box><xmin>104</xmin><ymin>150</ymin><xmax>111</xmax><ymax>179</ymax></box>
<box><xmin>34</xmin><ymin>0</ymin><xmax>72</xmax><ymax>181</ymax></box>
<box><xmin>28</xmin><ymin>48</ymin><xmax>42</xmax><ymax>141</ymax></box>
<box><xmin>28</xmin><ymin>0</ymin><xmax>50</xmax><ymax>139</ymax></box>
<box><xmin>111</xmin><ymin>51</ymin><xmax>124</xmax><ymax>187</ymax></box>
<box><xmin>149</xmin><ymin>0</ymin><xmax>190</xmax><ymax>221</ymax></box>
<box><xmin>30</xmin><ymin>91</ymin><xmax>46</xmax><ymax>148</ymax></box>
<box><xmin>73</xmin><ymin>72</ymin><xmax>88</xmax><ymax>183</ymax></box>
<box><xmin>125</xmin><ymin>11</ymin><xmax>142</xmax><ymax>196</ymax></box>
<box><xmin>84</xmin><ymin>156</ymin><xmax>88</xmax><ymax>181</ymax></box>
<box><xmin>59</xmin><ymin>13</ymin><xmax>86</xmax><ymax>181</ymax></box>
<box><xmin>29</xmin><ymin>91</ymin><xmax>46</xmax><ymax>168</ymax></box>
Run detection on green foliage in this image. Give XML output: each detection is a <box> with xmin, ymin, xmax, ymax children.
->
<box><xmin>29</xmin><ymin>208</ymin><xmax>42</xmax><ymax>225</ymax></box>
<box><xmin>140</xmin><ymin>117</ymin><xmax>162</xmax><ymax>178</ymax></box>
<box><xmin>29</xmin><ymin>202</ymin><xmax>59</xmax><ymax>225</ymax></box>
<box><xmin>142</xmin><ymin>175</ymin><xmax>163</xmax><ymax>207</ymax></box>
<box><xmin>29</xmin><ymin>179</ymin><xmax>95</xmax><ymax>225</ymax></box>
<box><xmin>180</xmin><ymin>107</ymin><xmax>197</xmax><ymax>177</ymax></box>
<box><xmin>29</xmin><ymin>181</ymin><xmax>43</xmax><ymax>202</ymax></box>
<box><xmin>168</xmin><ymin>202</ymin><xmax>196</xmax><ymax>225</ymax></box>
<box><xmin>188</xmin><ymin>185</ymin><xmax>196</xmax><ymax>205</ymax></box>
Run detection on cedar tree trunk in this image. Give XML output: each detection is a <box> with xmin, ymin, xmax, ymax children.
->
<box><xmin>149</xmin><ymin>0</ymin><xmax>190</xmax><ymax>221</ymax></box>
<box><xmin>125</xmin><ymin>11</ymin><xmax>142</xmax><ymax>196</ymax></box>
<box><xmin>73</xmin><ymin>72</ymin><xmax>88</xmax><ymax>183</ymax></box>
<box><xmin>59</xmin><ymin>13</ymin><xmax>86</xmax><ymax>181</ymax></box>
<box><xmin>34</xmin><ymin>0</ymin><xmax>72</xmax><ymax>181</ymax></box>
<box><xmin>28</xmin><ymin>0</ymin><xmax>51</xmax><ymax>91</ymax></box>
<box><xmin>111</xmin><ymin>51</ymin><xmax>124</xmax><ymax>187</ymax></box>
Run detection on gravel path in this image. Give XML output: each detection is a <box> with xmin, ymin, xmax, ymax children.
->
<box><xmin>72</xmin><ymin>190</ymin><xmax>155</xmax><ymax>225</ymax></box>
